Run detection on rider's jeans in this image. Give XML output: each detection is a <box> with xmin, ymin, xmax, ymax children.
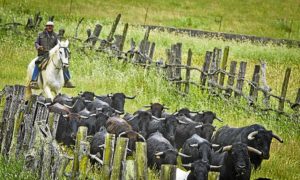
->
<box><xmin>32</xmin><ymin>65</ymin><xmax>39</xmax><ymax>81</ymax></box>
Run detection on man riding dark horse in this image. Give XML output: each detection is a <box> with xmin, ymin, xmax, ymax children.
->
<box><xmin>30</xmin><ymin>21</ymin><xmax>75</xmax><ymax>89</ymax></box>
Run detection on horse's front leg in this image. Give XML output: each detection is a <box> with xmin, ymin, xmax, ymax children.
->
<box><xmin>43</xmin><ymin>86</ymin><xmax>54</xmax><ymax>101</ymax></box>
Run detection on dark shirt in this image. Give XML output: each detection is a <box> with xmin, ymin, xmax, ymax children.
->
<box><xmin>35</xmin><ymin>29</ymin><xmax>58</xmax><ymax>56</ymax></box>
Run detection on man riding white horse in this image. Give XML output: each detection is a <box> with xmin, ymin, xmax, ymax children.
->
<box><xmin>30</xmin><ymin>21</ymin><xmax>75</xmax><ymax>89</ymax></box>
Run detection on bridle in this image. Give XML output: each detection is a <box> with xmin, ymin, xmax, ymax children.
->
<box><xmin>51</xmin><ymin>46</ymin><xmax>70</xmax><ymax>70</ymax></box>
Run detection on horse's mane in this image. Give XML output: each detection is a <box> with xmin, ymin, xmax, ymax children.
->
<box><xmin>49</xmin><ymin>40</ymin><xmax>69</xmax><ymax>57</ymax></box>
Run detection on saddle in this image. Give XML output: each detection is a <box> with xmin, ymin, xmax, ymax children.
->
<box><xmin>35</xmin><ymin>55</ymin><xmax>50</xmax><ymax>70</ymax></box>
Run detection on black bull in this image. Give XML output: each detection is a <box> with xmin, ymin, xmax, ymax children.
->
<box><xmin>211</xmin><ymin>124</ymin><xmax>283</xmax><ymax>169</ymax></box>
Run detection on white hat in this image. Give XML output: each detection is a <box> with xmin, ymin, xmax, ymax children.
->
<box><xmin>46</xmin><ymin>21</ymin><xmax>54</xmax><ymax>26</ymax></box>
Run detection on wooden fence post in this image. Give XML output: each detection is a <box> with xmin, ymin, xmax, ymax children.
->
<box><xmin>0</xmin><ymin>85</ymin><xmax>13</xmax><ymax>150</ymax></box>
<box><xmin>111</xmin><ymin>137</ymin><xmax>129</xmax><ymax>180</ymax></box>
<box><xmin>225</xmin><ymin>61</ymin><xmax>237</xmax><ymax>97</ymax></box>
<box><xmin>78</xmin><ymin>141</ymin><xmax>90</xmax><ymax>180</ymax></box>
<box><xmin>103</xmin><ymin>133</ymin><xmax>116</xmax><ymax>179</ymax></box>
<box><xmin>292</xmin><ymin>88</ymin><xmax>300</xmax><ymax>111</ymax></box>
<box><xmin>234</xmin><ymin>61</ymin><xmax>247</xmax><ymax>98</ymax></box>
<box><xmin>40</xmin><ymin>124</ymin><xmax>53</xmax><ymax>180</ymax></box>
<box><xmin>249</xmin><ymin>65</ymin><xmax>261</xmax><ymax>105</ymax></box>
<box><xmin>278</xmin><ymin>68</ymin><xmax>291</xmax><ymax>112</ymax></box>
<box><xmin>120</xmin><ymin>23</ymin><xmax>129</xmax><ymax>52</ymax></box>
<box><xmin>175</xmin><ymin>43</ymin><xmax>182</xmax><ymax>90</ymax></box>
<box><xmin>91</xmin><ymin>24</ymin><xmax>102</xmax><ymax>46</ymax></box>
<box><xmin>125</xmin><ymin>160</ymin><xmax>136</xmax><ymax>180</ymax></box>
<box><xmin>48</xmin><ymin>112</ymin><xmax>60</xmax><ymax>139</ymax></box>
<box><xmin>160</xmin><ymin>164</ymin><xmax>176</xmax><ymax>180</ymax></box>
<box><xmin>200</xmin><ymin>51</ymin><xmax>212</xmax><ymax>90</ymax></box>
<box><xmin>1</xmin><ymin>85</ymin><xmax>25</xmax><ymax>156</ymax></box>
<box><xmin>165</xmin><ymin>49</ymin><xmax>172</xmax><ymax>79</ymax></box>
<box><xmin>185</xmin><ymin>49</ymin><xmax>192</xmax><ymax>94</ymax></box>
<box><xmin>219</xmin><ymin>46</ymin><xmax>229</xmax><ymax>92</ymax></box>
<box><xmin>208</xmin><ymin>48</ymin><xmax>218</xmax><ymax>90</ymax></box>
<box><xmin>260</xmin><ymin>61</ymin><xmax>271</xmax><ymax>108</ymax></box>
<box><xmin>72</xmin><ymin>126</ymin><xmax>88</xmax><ymax>179</ymax></box>
<box><xmin>148</xmin><ymin>42</ymin><xmax>156</xmax><ymax>63</ymax></box>
<box><xmin>107</xmin><ymin>14</ymin><xmax>121</xmax><ymax>42</ymax></box>
<box><xmin>136</xmin><ymin>142</ymin><xmax>147</xmax><ymax>180</ymax></box>
<box><xmin>52</xmin><ymin>154</ymin><xmax>73</xmax><ymax>179</ymax></box>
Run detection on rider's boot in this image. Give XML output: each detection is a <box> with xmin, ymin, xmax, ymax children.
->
<box><xmin>30</xmin><ymin>64</ymin><xmax>40</xmax><ymax>89</ymax></box>
<box><xmin>63</xmin><ymin>67</ymin><xmax>75</xmax><ymax>88</ymax></box>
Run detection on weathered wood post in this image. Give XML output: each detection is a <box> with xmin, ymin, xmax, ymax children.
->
<box><xmin>292</xmin><ymin>88</ymin><xmax>300</xmax><ymax>111</ymax></box>
<box><xmin>175</xmin><ymin>43</ymin><xmax>182</xmax><ymax>90</ymax></box>
<box><xmin>225</xmin><ymin>61</ymin><xmax>237</xmax><ymax>97</ymax></box>
<box><xmin>136</xmin><ymin>142</ymin><xmax>147</xmax><ymax>180</ymax></box>
<box><xmin>120</xmin><ymin>23</ymin><xmax>129</xmax><ymax>52</ymax></box>
<box><xmin>165</xmin><ymin>49</ymin><xmax>172</xmax><ymax>79</ymax></box>
<box><xmin>40</xmin><ymin>124</ymin><xmax>53</xmax><ymax>180</ymax></box>
<box><xmin>91</xmin><ymin>24</ymin><xmax>102</xmax><ymax>46</ymax></box>
<box><xmin>107</xmin><ymin>14</ymin><xmax>121</xmax><ymax>42</ymax></box>
<box><xmin>160</xmin><ymin>164</ymin><xmax>176</xmax><ymax>180</ymax></box>
<box><xmin>219</xmin><ymin>46</ymin><xmax>229</xmax><ymax>92</ymax></box>
<box><xmin>208</xmin><ymin>48</ymin><xmax>218</xmax><ymax>91</ymax></box>
<box><xmin>72</xmin><ymin>126</ymin><xmax>88</xmax><ymax>179</ymax></box>
<box><xmin>185</xmin><ymin>49</ymin><xmax>192</xmax><ymax>94</ymax></box>
<box><xmin>278</xmin><ymin>68</ymin><xmax>291</xmax><ymax>112</ymax></box>
<box><xmin>47</xmin><ymin>112</ymin><xmax>60</xmax><ymax>139</ymax></box>
<box><xmin>52</xmin><ymin>154</ymin><xmax>73</xmax><ymax>179</ymax></box>
<box><xmin>200</xmin><ymin>51</ymin><xmax>212</xmax><ymax>90</ymax></box>
<box><xmin>0</xmin><ymin>85</ymin><xmax>13</xmax><ymax>149</ymax></box>
<box><xmin>1</xmin><ymin>85</ymin><xmax>25</xmax><ymax>156</ymax></box>
<box><xmin>103</xmin><ymin>133</ymin><xmax>116</xmax><ymax>179</ymax></box>
<box><xmin>260</xmin><ymin>61</ymin><xmax>271</xmax><ymax>108</ymax></box>
<box><xmin>125</xmin><ymin>160</ymin><xmax>136</xmax><ymax>180</ymax></box>
<box><xmin>111</xmin><ymin>137</ymin><xmax>129</xmax><ymax>180</ymax></box>
<box><xmin>249</xmin><ymin>65</ymin><xmax>261</xmax><ymax>105</ymax></box>
<box><xmin>78</xmin><ymin>141</ymin><xmax>90</xmax><ymax>180</ymax></box>
<box><xmin>148</xmin><ymin>42</ymin><xmax>156</xmax><ymax>63</ymax></box>
<box><xmin>234</xmin><ymin>61</ymin><xmax>247</xmax><ymax>98</ymax></box>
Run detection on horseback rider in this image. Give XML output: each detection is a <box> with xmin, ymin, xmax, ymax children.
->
<box><xmin>30</xmin><ymin>21</ymin><xmax>75</xmax><ymax>89</ymax></box>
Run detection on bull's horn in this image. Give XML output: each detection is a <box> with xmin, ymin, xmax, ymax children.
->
<box><xmin>197</xmin><ymin>111</ymin><xmax>204</xmax><ymax>114</ymax></box>
<box><xmin>89</xmin><ymin>114</ymin><xmax>96</xmax><ymax>117</ymax></box>
<box><xmin>89</xmin><ymin>154</ymin><xmax>103</xmax><ymax>165</ymax></box>
<box><xmin>182</xmin><ymin>163</ymin><xmax>192</xmax><ymax>167</ymax></box>
<box><xmin>128</xmin><ymin>114</ymin><xmax>138</xmax><ymax>121</ymax></box>
<box><xmin>63</xmin><ymin>104</ymin><xmax>73</xmax><ymax>109</ymax></box>
<box><xmin>210</xmin><ymin>165</ymin><xmax>222</xmax><ymax>171</ymax></box>
<box><xmin>137</xmin><ymin>133</ymin><xmax>146</xmax><ymax>142</ymax></box>
<box><xmin>63</xmin><ymin>114</ymin><xmax>69</xmax><ymax>118</ymax></box>
<box><xmin>272</xmin><ymin>133</ymin><xmax>284</xmax><ymax>143</ymax></box>
<box><xmin>113</xmin><ymin>109</ymin><xmax>123</xmax><ymax>114</ymax></box>
<box><xmin>118</xmin><ymin>131</ymin><xmax>128</xmax><ymax>137</ymax></box>
<box><xmin>127</xmin><ymin>148</ymin><xmax>132</xmax><ymax>152</ymax></box>
<box><xmin>163</xmin><ymin>105</ymin><xmax>170</xmax><ymax>110</ymax></box>
<box><xmin>78</xmin><ymin>92</ymin><xmax>83</xmax><ymax>95</ymax></box>
<box><xmin>215</xmin><ymin>117</ymin><xmax>223</xmax><ymax>122</ymax></box>
<box><xmin>84</xmin><ymin>100</ymin><xmax>92</xmax><ymax>103</ymax></box>
<box><xmin>178</xmin><ymin>120</ymin><xmax>188</xmax><ymax>124</ymax></box>
<box><xmin>247</xmin><ymin>146</ymin><xmax>262</xmax><ymax>156</ymax></box>
<box><xmin>155</xmin><ymin>152</ymin><xmax>164</xmax><ymax>156</ymax></box>
<box><xmin>189</xmin><ymin>144</ymin><xmax>198</xmax><ymax>147</ymax></box>
<box><xmin>125</xmin><ymin>95</ymin><xmax>136</xmax><ymax>99</ymax></box>
<box><xmin>195</xmin><ymin>124</ymin><xmax>203</xmax><ymax>129</ymax></box>
<box><xmin>247</xmin><ymin>131</ymin><xmax>259</xmax><ymax>140</ymax></box>
<box><xmin>80</xmin><ymin>115</ymin><xmax>89</xmax><ymax>119</ymax></box>
<box><xmin>178</xmin><ymin>152</ymin><xmax>191</xmax><ymax>158</ymax></box>
<box><xmin>107</xmin><ymin>94</ymin><xmax>113</xmax><ymax>97</ymax></box>
<box><xmin>96</xmin><ymin>107</ymin><xmax>103</xmax><ymax>111</ymax></box>
<box><xmin>222</xmin><ymin>145</ymin><xmax>232</xmax><ymax>152</ymax></box>
<box><xmin>212</xmin><ymin>144</ymin><xmax>220</xmax><ymax>148</ymax></box>
<box><xmin>172</xmin><ymin>112</ymin><xmax>179</xmax><ymax>116</ymax></box>
<box><xmin>98</xmin><ymin>144</ymin><xmax>105</xmax><ymax>149</ymax></box>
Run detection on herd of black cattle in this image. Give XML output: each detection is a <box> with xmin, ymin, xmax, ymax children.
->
<box><xmin>46</xmin><ymin>92</ymin><xmax>283</xmax><ymax>180</ymax></box>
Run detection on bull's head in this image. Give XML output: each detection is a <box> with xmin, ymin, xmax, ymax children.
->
<box><xmin>109</xmin><ymin>93</ymin><xmax>136</xmax><ymax>113</ymax></box>
<box><xmin>182</xmin><ymin>160</ymin><xmax>221</xmax><ymax>180</ymax></box>
<box><xmin>144</xmin><ymin>103</ymin><xmax>169</xmax><ymax>118</ymax></box>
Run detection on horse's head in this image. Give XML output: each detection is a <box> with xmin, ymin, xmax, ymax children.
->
<box><xmin>57</xmin><ymin>40</ymin><xmax>70</xmax><ymax>68</ymax></box>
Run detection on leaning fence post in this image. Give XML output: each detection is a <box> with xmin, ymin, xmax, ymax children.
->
<box><xmin>120</xmin><ymin>23</ymin><xmax>129</xmax><ymax>52</ymax></box>
<box><xmin>148</xmin><ymin>42</ymin><xmax>156</xmax><ymax>63</ymax></box>
<box><xmin>91</xmin><ymin>24</ymin><xmax>102</xmax><ymax>46</ymax></box>
<box><xmin>219</xmin><ymin>46</ymin><xmax>229</xmax><ymax>92</ymax></box>
<box><xmin>175</xmin><ymin>43</ymin><xmax>182</xmax><ymax>91</ymax></box>
<box><xmin>208</xmin><ymin>48</ymin><xmax>218</xmax><ymax>88</ymax></box>
<box><xmin>110</xmin><ymin>137</ymin><xmax>129</xmax><ymax>180</ymax></box>
<box><xmin>185</xmin><ymin>49</ymin><xmax>192</xmax><ymax>94</ymax></box>
<box><xmin>165</xmin><ymin>49</ymin><xmax>172</xmax><ymax>79</ymax></box>
<box><xmin>72</xmin><ymin>126</ymin><xmax>88</xmax><ymax>179</ymax></box>
<box><xmin>278</xmin><ymin>68</ymin><xmax>291</xmax><ymax>112</ymax></box>
<box><xmin>136</xmin><ymin>142</ymin><xmax>148</xmax><ymax>180</ymax></box>
<box><xmin>225</xmin><ymin>61</ymin><xmax>237</xmax><ymax>97</ymax></box>
<box><xmin>200</xmin><ymin>51</ymin><xmax>212</xmax><ymax>90</ymax></box>
<box><xmin>234</xmin><ymin>61</ymin><xmax>247</xmax><ymax>98</ymax></box>
<box><xmin>249</xmin><ymin>65</ymin><xmax>261</xmax><ymax>105</ymax></box>
<box><xmin>160</xmin><ymin>164</ymin><xmax>176</xmax><ymax>180</ymax></box>
<box><xmin>103</xmin><ymin>133</ymin><xmax>116</xmax><ymax>179</ymax></box>
<box><xmin>107</xmin><ymin>14</ymin><xmax>121</xmax><ymax>42</ymax></box>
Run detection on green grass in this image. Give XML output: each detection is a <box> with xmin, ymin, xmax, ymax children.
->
<box><xmin>0</xmin><ymin>3</ymin><xmax>300</xmax><ymax>180</ymax></box>
<box><xmin>3</xmin><ymin>0</ymin><xmax>300</xmax><ymax>40</ymax></box>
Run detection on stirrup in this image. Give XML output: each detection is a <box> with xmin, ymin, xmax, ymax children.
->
<box><xmin>30</xmin><ymin>81</ymin><xmax>39</xmax><ymax>89</ymax></box>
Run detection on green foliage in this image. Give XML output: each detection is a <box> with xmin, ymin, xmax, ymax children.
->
<box><xmin>0</xmin><ymin>156</ymin><xmax>38</xmax><ymax>180</ymax></box>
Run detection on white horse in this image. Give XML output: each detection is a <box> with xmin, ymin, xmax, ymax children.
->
<box><xmin>26</xmin><ymin>40</ymin><xmax>70</xmax><ymax>100</ymax></box>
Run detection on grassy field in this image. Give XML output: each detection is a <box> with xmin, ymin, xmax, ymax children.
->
<box><xmin>0</xmin><ymin>2</ymin><xmax>300</xmax><ymax>180</ymax></box>
<box><xmin>3</xmin><ymin>0</ymin><xmax>300</xmax><ymax>40</ymax></box>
